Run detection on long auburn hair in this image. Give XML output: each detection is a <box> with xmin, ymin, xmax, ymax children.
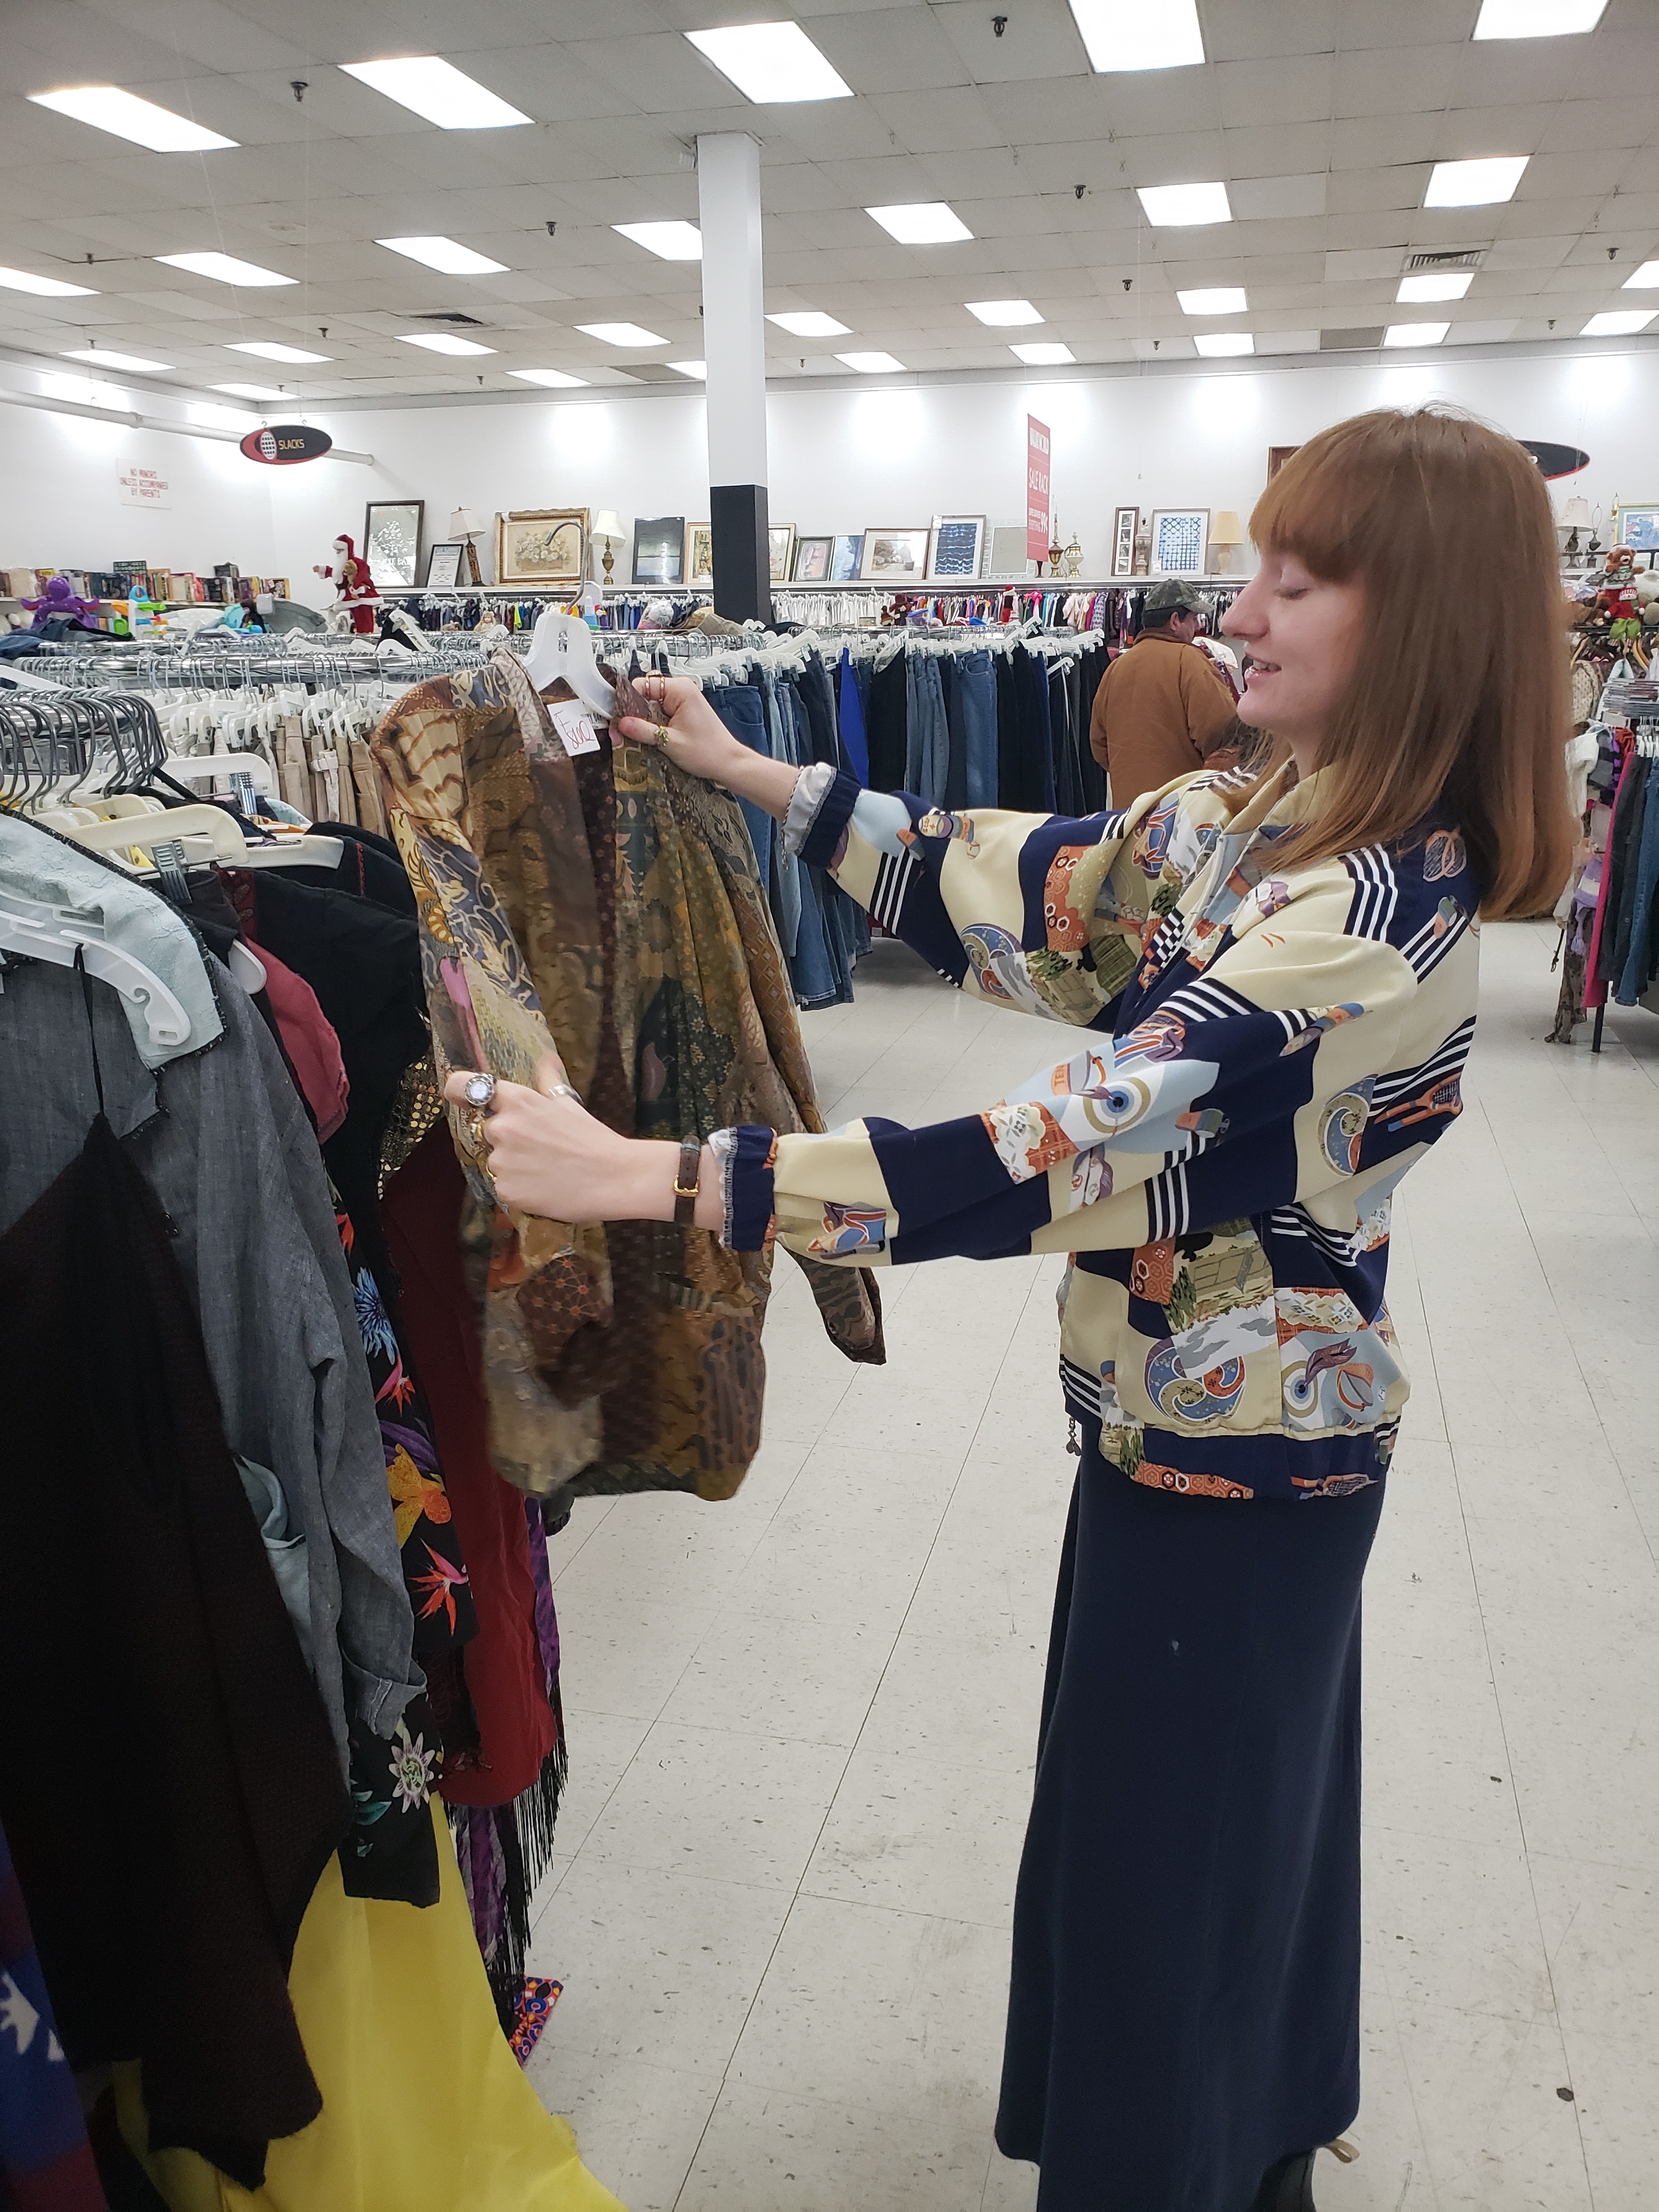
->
<box><xmin>1238</xmin><ymin>407</ymin><xmax>1575</xmax><ymax>918</ymax></box>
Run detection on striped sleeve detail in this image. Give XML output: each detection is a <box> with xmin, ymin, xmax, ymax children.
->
<box><xmin>1155</xmin><ymin>976</ymin><xmax>1259</xmax><ymax>1025</ymax></box>
<box><xmin>1145</xmin><ymin>1159</ymin><xmax>1193</xmax><ymax>1238</ymax></box>
<box><xmin>1368</xmin><ymin>1017</ymin><xmax>1475</xmax><ymax>1113</ymax></box>
<box><xmin>870</xmin><ymin>848</ymin><xmax>922</xmax><ymax>934</ymax></box>
<box><xmin>1398</xmin><ymin>896</ymin><xmax>1474</xmax><ymax>980</ymax></box>
<box><xmin>1342</xmin><ymin>847</ymin><xmax>1399</xmax><ymax>941</ymax></box>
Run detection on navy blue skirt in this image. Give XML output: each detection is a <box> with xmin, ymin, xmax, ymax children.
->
<box><xmin>996</xmin><ymin>1442</ymin><xmax>1385</xmax><ymax>2212</ymax></box>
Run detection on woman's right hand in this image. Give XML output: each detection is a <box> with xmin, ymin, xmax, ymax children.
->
<box><xmin>614</xmin><ymin>672</ymin><xmax>748</xmax><ymax>784</ymax></box>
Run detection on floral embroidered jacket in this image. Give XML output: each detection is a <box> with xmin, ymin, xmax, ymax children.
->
<box><xmin>715</xmin><ymin>762</ymin><xmax>1479</xmax><ymax>1502</ymax></box>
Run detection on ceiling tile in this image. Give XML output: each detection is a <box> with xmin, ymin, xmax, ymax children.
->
<box><xmin>1202</xmin><ymin>0</ymin><xmax>1339</xmax><ymax>64</ymax></box>
<box><xmin>1220</xmin><ymin>121</ymin><xmax>1335</xmax><ymax>179</ymax></box>
<box><xmin>865</xmin><ymin>86</ymin><xmax>1006</xmax><ymax>156</ymax></box>
<box><xmin>1232</xmin><ymin>173</ymin><xmax>1327</xmax><ymax>221</ymax></box>
<box><xmin>1326</xmin><ymin>166</ymin><xmax>1430</xmax><ymax>216</ymax></box>
<box><xmin>1211</xmin><ymin>55</ymin><xmax>1336</xmax><ymax>129</ymax></box>
<box><xmin>810</xmin><ymin>8</ymin><xmax>973</xmax><ymax>95</ymax></box>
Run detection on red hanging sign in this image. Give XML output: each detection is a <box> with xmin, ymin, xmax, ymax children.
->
<box><xmin>239</xmin><ymin>422</ymin><xmax>334</xmax><ymax>466</ymax></box>
<box><xmin>1026</xmin><ymin>415</ymin><xmax>1052</xmax><ymax>565</ymax></box>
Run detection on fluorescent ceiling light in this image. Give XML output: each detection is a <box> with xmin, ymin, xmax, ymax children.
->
<box><xmin>577</xmin><ymin>321</ymin><xmax>668</xmax><ymax>347</ymax></box>
<box><xmin>225</xmin><ymin>340</ymin><xmax>332</xmax><ymax>363</ymax></box>
<box><xmin>1473</xmin><ymin>0</ymin><xmax>1607</xmax><ymax>36</ymax></box>
<box><xmin>612</xmin><ymin>221</ymin><xmax>702</xmax><ymax>261</ymax></box>
<box><xmin>61</xmin><ymin>346</ymin><xmax>170</xmax><ymax>372</ymax></box>
<box><xmin>669</xmin><ymin>360</ymin><xmax>707</xmax><ymax>378</ymax></box>
<box><xmin>837</xmin><ymin>351</ymin><xmax>906</xmax><ymax>373</ymax></box>
<box><xmin>339</xmin><ymin>56</ymin><xmax>531</xmax><ymax>128</ymax></box>
<box><xmin>1397</xmin><ymin>270</ymin><xmax>1474</xmax><ymax>302</ymax></box>
<box><xmin>1581</xmin><ymin>309</ymin><xmax>1657</xmax><ymax>336</ymax></box>
<box><xmin>42</xmin><ymin>372</ymin><xmax>129</xmax><ymax>409</ymax></box>
<box><xmin>967</xmin><ymin>298</ymin><xmax>1042</xmax><ymax>326</ymax></box>
<box><xmin>1424</xmin><ymin>156</ymin><xmax>1528</xmax><ymax>207</ymax></box>
<box><xmin>398</xmin><ymin>331</ymin><xmax>496</xmax><ymax>356</ymax></box>
<box><xmin>1178</xmin><ymin>286</ymin><xmax>1248</xmax><ymax>315</ymax></box>
<box><xmin>509</xmin><ymin>368</ymin><xmax>589</xmax><ymax>388</ymax></box>
<box><xmin>866</xmin><ymin>202</ymin><xmax>973</xmax><ymax>244</ymax></box>
<box><xmin>1011</xmin><ymin>341</ymin><xmax>1075</xmax><ymax>364</ymax></box>
<box><xmin>29</xmin><ymin>85</ymin><xmax>236</xmax><ymax>151</ymax></box>
<box><xmin>1194</xmin><ymin>331</ymin><xmax>1254</xmax><ymax>356</ymax></box>
<box><xmin>685</xmin><ymin>23</ymin><xmax>853</xmax><ymax>103</ymax></box>
<box><xmin>212</xmin><ymin>381</ymin><xmax>287</xmax><ymax>400</ymax></box>
<box><xmin>1068</xmin><ymin>0</ymin><xmax>1205</xmax><ymax>71</ymax></box>
<box><xmin>190</xmin><ymin>401</ymin><xmax>258</xmax><ymax>430</ymax></box>
<box><xmin>767</xmin><ymin>309</ymin><xmax>850</xmax><ymax>337</ymax></box>
<box><xmin>0</xmin><ymin>265</ymin><xmax>97</xmax><ymax>297</ymax></box>
<box><xmin>1383</xmin><ymin>321</ymin><xmax>1451</xmax><ymax>346</ymax></box>
<box><xmin>1622</xmin><ymin>260</ymin><xmax>1659</xmax><ymax>290</ymax></box>
<box><xmin>156</xmin><ymin>250</ymin><xmax>294</xmax><ymax>287</ymax></box>
<box><xmin>1138</xmin><ymin>182</ymin><xmax>1232</xmax><ymax>227</ymax></box>
<box><xmin>377</xmin><ymin>235</ymin><xmax>507</xmax><ymax>275</ymax></box>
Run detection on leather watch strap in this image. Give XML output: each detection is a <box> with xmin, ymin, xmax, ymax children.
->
<box><xmin>673</xmin><ymin>1137</ymin><xmax>702</xmax><ymax>1228</ymax></box>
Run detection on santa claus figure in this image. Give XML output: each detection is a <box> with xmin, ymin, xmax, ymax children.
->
<box><xmin>313</xmin><ymin>533</ymin><xmax>379</xmax><ymax>634</ymax></box>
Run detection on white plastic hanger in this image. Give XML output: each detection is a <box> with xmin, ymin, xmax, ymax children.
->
<box><xmin>160</xmin><ymin>751</ymin><xmax>278</xmax><ymax>799</ymax></box>
<box><xmin>0</xmin><ymin>883</ymin><xmax>193</xmax><ymax>1049</ymax></box>
<box><xmin>522</xmin><ymin>608</ymin><xmax>616</xmax><ymax>718</ymax></box>
<box><xmin>35</xmin><ymin>802</ymin><xmax>343</xmax><ymax>872</ymax></box>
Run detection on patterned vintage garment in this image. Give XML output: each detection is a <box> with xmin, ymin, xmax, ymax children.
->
<box><xmin>372</xmin><ymin>653</ymin><xmax>879</xmax><ymax>1504</ymax></box>
<box><xmin>716</xmin><ymin>760</ymin><xmax>1479</xmax><ymax>1503</ymax></box>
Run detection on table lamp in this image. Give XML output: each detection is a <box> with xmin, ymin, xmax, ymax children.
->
<box><xmin>1211</xmin><ymin>511</ymin><xmax>1244</xmax><ymax>575</ymax></box>
<box><xmin>449</xmin><ymin>508</ymin><xmax>484</xmax><ymax>584</ymax></box>
<box><xmin>591</xmin><ymin>510</ymin><xmax>623</xmax><ymax>587</ymax></box>
<box><xmin>1560</xmin><ymin>495</ymin><xmax>1592</xmax><ymax>564</ymax></box>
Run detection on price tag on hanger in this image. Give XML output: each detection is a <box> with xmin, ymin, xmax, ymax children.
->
<box><xmin>549</xmin><ymin>697</ymin><xmax>601</xmax><ymax>757</ymax></box>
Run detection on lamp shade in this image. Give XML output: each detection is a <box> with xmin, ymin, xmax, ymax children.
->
<box><xmin>1560</xmin><ymin>495</ymin><xmax>1592</xmax><ymax>527</ymax></box>
<box><xmin>592</xmin><ymin>509</ymin><xmax>623</xmax><ymax>542</ymax></box>
<box><xmin>449</xmin><ymin>508</ymin><xmax>483</xmax><ymax>537</ymax></box>
<box><xmin>1211</xmin><ymin>510</ymin><xmax>1244</xmax><ymax>544</ymax></box>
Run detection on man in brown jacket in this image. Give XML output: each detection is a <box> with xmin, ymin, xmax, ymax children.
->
<box><xmin>1089</xmin><ymin>579</ymin><xmax>1237</xmax><ymax>805</ymax></box>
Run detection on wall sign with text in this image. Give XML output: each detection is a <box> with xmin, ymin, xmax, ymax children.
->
<box><xmin>1026</xmin><ymin>415</ymin><xmax>1052</xmax><ymax>565</ymax></box>
<box><xmin>239</xmin><ymin>423</ymin><xmax>334</xmax><ymax>466</ymax></box>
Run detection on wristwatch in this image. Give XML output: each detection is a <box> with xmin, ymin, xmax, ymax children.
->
<box><xmin>673</xmin><ymin>1137</ymin><xmax>702</xmax><ymax>1228</ymax></box>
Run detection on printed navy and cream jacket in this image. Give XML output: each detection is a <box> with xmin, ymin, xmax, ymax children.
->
<box><xmin>711</xmin><ymin>760</ymin><xmax>1478</xmax><ymax>1502</ymax></box>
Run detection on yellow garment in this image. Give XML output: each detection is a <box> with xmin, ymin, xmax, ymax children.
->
<box><xmin>115</xmin><ymin>1803</ymin><xmax>625</xmax><ymax>2212</ymax></box>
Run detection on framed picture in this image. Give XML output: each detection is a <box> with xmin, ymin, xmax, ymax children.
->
<box><xmin>424</xmin><ymin>541</ymin><xmax>464</xmax><ymax>590</ymax></box>
<box><xmin>497</xmin><ymin>508</ymin><xmax>588</xmax><ymax>587</ymax></box>
<box><xmin>928</xmin><ymin>514</ymin><xmax>986</xmax><ymax>581</ymax></box>
<box><xmin>830</xmin><ymin>533</ymin><xmax>864</xmax><ymax>581</ymax></box>
<box><xmin>364</xmin><ymin>499</ymin><xmax>424</xmax><ymax>589</ymax></box>
<box><xmin>986</xmin><ymin>524</ymin><xmax>1029</xmax><ymax>579</ymax></box>
<box><xmin>859</xmin><ymin>527</ymin><xmax>931</xmax><ymax>583</ymax></box>
<box><xmin>687</xmin><ymin>523</ymin><xmax>713</xmax><ymax>586</ymax></box>
<box><xmin>633</xmin><ymin>516</ymin><xmax>685</xmax><ymax>586</ymax></box>
<box><xmin>1267</xmin><ymin>445</ymin><xmax>1301</xmax><ymax>482</ymax></box>
<box><xmin>769</xmin><ymin>524</ymin><xmax>797</xmax><ymax>584</ymax></box>
<box><xmin>1149</xmin><ymin>508</ymin><xmax>1209</xmax><ymax>578</ymax></box>
<box><xmin>1110</xmin><ymin>505</ymin><xmax>1139</xmax><ymax>578</ymax></box>
<box><xmin>792</xmin><ymin>534</ymin><xmax>833</xmax><ymax>584</ymax></box>
<box><xmin>1614</xmin><ymin>504</ymin><xmax>1659</xmax><ymax>552</ymax></box>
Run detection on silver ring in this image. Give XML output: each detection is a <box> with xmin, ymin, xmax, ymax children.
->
<box><xmin>462</xmin><ymin>1071</ymin><xmax>496</xmax><ymax>1111</ymax></box>
<box><xmin>548</xmin><ymin>1082</ymin><xmax>582</xmax><ymax>1103</ymax></box>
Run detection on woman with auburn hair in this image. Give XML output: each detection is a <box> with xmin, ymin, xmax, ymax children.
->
<box><xmin>447</xmin><ymin>408</ymin><xmax>1574</xmax><ymax>2212</ymax></box>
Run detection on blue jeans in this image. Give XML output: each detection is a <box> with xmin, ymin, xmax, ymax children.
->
<box><xmin>957</xmin><ymin>648</ymin><xmax>997</xmax><ymax>809</ymax></box>
<box><xmin>905</xmin><ymin>652</ymin><xmax>950</xmax><ymax>808</ymax></box>
<box><xmin>706</xmin><ymin>681</ymin><xmax>772</xmax><ymax>885</ymax></box>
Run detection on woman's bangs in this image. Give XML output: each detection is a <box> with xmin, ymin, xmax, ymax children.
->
<box><xmin>1247</xmin><ymin>432</ymin><xmax>1373</xmax><ymax>580</ymax></box>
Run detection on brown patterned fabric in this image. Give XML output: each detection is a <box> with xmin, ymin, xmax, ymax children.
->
<box><xmin>371</xmin><ymin>653</ymin><xmax>879</xmax><ymax>1508</ymax></box>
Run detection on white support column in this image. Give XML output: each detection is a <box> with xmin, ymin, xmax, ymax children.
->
<box><xmin>697</xmin><ymin>131</ymin><xmax>771</xmax><ymax>620</ymax></box>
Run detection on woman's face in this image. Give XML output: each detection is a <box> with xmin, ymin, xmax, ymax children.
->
<box><xmin>1221</xmin><ymin>548</ymin><xmax>1365</xmax><ymax>768</ymax></box>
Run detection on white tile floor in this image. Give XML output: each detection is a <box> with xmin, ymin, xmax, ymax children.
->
<box><xmin>524</xmin><ymin>923</ymin><xmax>1659</xmax><ymax>2212</ymax></box>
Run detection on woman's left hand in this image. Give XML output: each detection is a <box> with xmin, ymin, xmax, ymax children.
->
<box><xmin>442</xmin><ymin>1056</ymin><xmax>670</xmax><ymax>1224</ymax></box>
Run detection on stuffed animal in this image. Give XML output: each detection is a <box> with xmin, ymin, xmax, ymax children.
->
<box><xmin>1634</xmin><ymin>565</ymin><xmax>1659</xmax><ymax>630</ymax></box>
<box><xmin>312</xmin><ymin>533</ymin><xmax>379</xmax><ymax>634</ymax></box>
<box><xmin>21</xmin><ymin>574</ymin><xmax>99</xmax><ymax>629</ymax></box>
<box><xmin>1596</xmin><ymin>546</ymin><xmax>1642</xmax><ymax>644</ymax></box>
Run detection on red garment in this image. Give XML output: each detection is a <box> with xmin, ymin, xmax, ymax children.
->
<box><xmin>381</xmin><ymin>1129</ymin><xmax>555</xmax><ymax>1807</ymax></box>
<box><xmin>251</xmin><ymin>948</ymin><xmax>349</xmax><ymax>1142</ymax></box>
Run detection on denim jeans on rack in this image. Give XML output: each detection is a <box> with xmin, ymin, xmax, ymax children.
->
<box><xmin>956</xmin><ymin>648</ymin><xmax>997</xmax><ymax>809</ymax></box>
<box><xmin>746</xmin><ymin>665</ymin><xmax>803</xmax><ymax>958</ymax></box>
<box><xmin>838</xmin><ymin>647</ymin><xmax>871</xmax><ymax>786</ymax></box>
<box><xmin>775</xmin><ymin>677</ymin><xmax>848</xmax><ymax>1008</ymax></box>
<box><xmin>705</xmin><ymin>681</ymin><xmax>772</xmax><ymax>885</ymax></box>
<box><xmin>905</xmin><ymin>652</ymin><xmax>950</xmax><ymax>808</ymax></box>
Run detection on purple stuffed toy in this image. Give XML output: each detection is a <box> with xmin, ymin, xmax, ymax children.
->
<box><xmin>21</xmin><ymin>575</ymin><xmax>99</xmax><ymax>630</ymax></box>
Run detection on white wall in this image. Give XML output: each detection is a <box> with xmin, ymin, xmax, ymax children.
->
<box><xmin>2</xmin><ymin>342</ymin><xmax>1654</xmax><ymax>602</ymax></box>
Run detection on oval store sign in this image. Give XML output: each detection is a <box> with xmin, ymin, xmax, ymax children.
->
<box><xmin>239</xmin><ymin>422</ymin><xmax>334</xmax><ymax>466</ymax></box>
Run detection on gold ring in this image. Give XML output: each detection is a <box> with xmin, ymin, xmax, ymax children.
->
<box><xmin>654</xmin><ymin>723</ymin><xmax>672</xmax><ymax>743</ymax></box>
<box><xmin>467</xmin><ymin>1107</ymin><xmax>487</xmax><ymax>1150</ymax></box>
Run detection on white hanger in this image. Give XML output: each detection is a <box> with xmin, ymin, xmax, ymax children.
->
<box><xmin>522</xmin><ymin>608</ymin><xmax>616</xmax><ymax>717</ymax></box>
<box><xmin>160</xmin><ymin>751</ymin><xmax>278</xmax><ymax>798</ymax></box>
<box><xmin>37</xmin><ymin>802</ymin><xmax>343</xmax><ymax>873</ymax></box>
<box><xmin>0</xmin><ymin>883</ymin><xmax>193</xmax><ymax>1049</ymax></box>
